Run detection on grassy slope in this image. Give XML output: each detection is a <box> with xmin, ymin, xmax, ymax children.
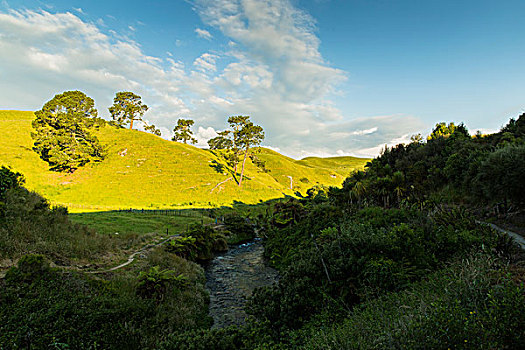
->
<box><xmin>0</xmin><ymin>111</ymin><xmax>368</xmax><ymax>212</ymax></box>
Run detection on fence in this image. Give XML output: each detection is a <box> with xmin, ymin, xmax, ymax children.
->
<box><xmin>114</xmin><ymin>208</ymin><xmax>215</xmax><ymax>217</ymax></box>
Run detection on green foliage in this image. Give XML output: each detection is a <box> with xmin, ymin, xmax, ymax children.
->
<box><xmin>335</xmin><ymin>113</ymin><xmax>525</xmax><ymax>210</ymax></box>
<box><xmin>0</xmin><ymin>166</ymin><xmax>24</xmax><ymax>202</ymax></box>
<box><xmin>31</xmin><ymin>91</ymin><xmax>106</xmax><ymax>172</ymax></box>
<box><xmin>475</xmin><ymin>143</ymin><xmax>525</xmax><ymax>206</ymax></box>
<box><xmin>0</xmin><ymin>186</ymin><xmax>114</xmax><ymax>263</ymax></box>
<box><xmin>158</xmin><ymin>326</ymin><xmax>254</xmax><ymax>350</ymax></box>
<box><xmin>270</xmin><ymin>199</ymin><xmax>306</xmax><ymax>228</ymax></box>
<box><xmin>167</xmin><ymin>235</ymin><xmax>198</xmax><ymax>260</ymax></box>
<box><xmin>166</xmin><ymin>224</ymin><xmax>228</xmax><ymax>260</ymax></box>
<box><xmin>0</xmin><ymin>248</ymin><xmax>211</xmax><ymax>349</ymax></box>
<box><xmin>208</xmin><ymin>130</ymin><xmax>234</xmax><ymax>150</ymax></box>
<box><xmin>303</xmin><ymin>254</ymin><xmax>525</xmax><ymax>350</ymax></box>
<box><xmin>428</xmin><ymin>121</ymin><xmax>469</xmax><ymax>140</ymax></box>
<box><xmin>172</xmin><ymin>118</ymin><xmax>197</xmax><ymax>144</ymax></box>
<box><xmin>5</xmin><ymin>254</ymin><xmax>50</xmax><ymax>283</ymax></box>
<box><xmin>306</xmin><ymin>185</ymin><xmax>329</xmax><ymax>202</ymax></box>
<box><xmin>223</xmin><ymin>214</ymin><xmax>256</xmax><ymax>244</ymax></box>
<box><xmin>137</xmin><ymin>266</ymin><xmax>188</xmax><ymax>301</ymax></box>
<box><xmin>251</xmin><ymin>204</ymin><xmax>503</xmax><ymax>332</ymax></box>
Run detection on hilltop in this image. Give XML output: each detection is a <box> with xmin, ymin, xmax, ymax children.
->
<box><xmin>0</xmin><ymin>110</ymin><xmax>368</xmax><ymax>211</ymax></box>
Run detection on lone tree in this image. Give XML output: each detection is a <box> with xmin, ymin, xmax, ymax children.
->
<box><xmin>172</xmin><ymin>119</ymin><xmax>197</xmax><ymax>144</ymax></box>
<box><xmin>32</xmin><ymin>91</ymin><xmax>106</xmax><ymax>172</ymax></box>
<box><xmin>109</xmin><ymin>91</ymin><xmax>159</xmax><ymax>135</ymax></box>
<box><xmin>228</xmin><ymin>115</ymin><xmax>264</xmax><ymax>187</ymax></box>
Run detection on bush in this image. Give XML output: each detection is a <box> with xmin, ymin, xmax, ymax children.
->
<box><xmin>0</xmin><ymin>166</ymin><xmax>24</xmax><ymax>202</ymax></box>
<box><xmin>223</xmin><ymin>214</ymin><xmax>256</xmax><ymax>244</ymax></box>
<box><xmin>166</xmin><ymin>224</ymin><xmax>228</xmax><ymax>260</ymax></box>
<box><xmin>303</xmin><ymin>253</ymin><xmax>525</xmax><ymax>350</ymax></box>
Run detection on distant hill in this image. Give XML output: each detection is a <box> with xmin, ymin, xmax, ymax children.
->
<box><xmin>0</xmin><ymin>110</ymin><xmax>369</xmax><ymax>212</ymax></box>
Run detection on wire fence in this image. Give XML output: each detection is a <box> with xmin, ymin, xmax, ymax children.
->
<box><xmin>113</xmin><ymin>208</ymin><xmax>216</xmax><ymax>217</ymax></box>
<box><xmin>111</xmin><ymin>208</ymin><xmax>230</xmax><ymax>226</ymax></box>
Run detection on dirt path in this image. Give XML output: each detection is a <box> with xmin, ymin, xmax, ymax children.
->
<box><xmin>87</xmin><ymin>233</ymin><xmax>180</xmax><ymax>274</ymax></box>
<box><xmin>478</xmin><ymin>221</ymin><xmax>525</xmax><ymax>250</ymax></box>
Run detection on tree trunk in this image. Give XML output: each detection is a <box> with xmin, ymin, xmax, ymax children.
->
<box><xmin>239</xmin><ymin>147</ymin><xmax>249</xmax><ymax>187</ymax></box>
<box><xmin>130</xmin><ymin>118</ymin><xmax>134</xmax><ymax>130</ymax></box>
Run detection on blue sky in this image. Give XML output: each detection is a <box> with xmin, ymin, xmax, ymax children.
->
<box><xmin>1</xmin><ymin>0</ymin><xmax>524</xmax><ymax>158</ymax></box>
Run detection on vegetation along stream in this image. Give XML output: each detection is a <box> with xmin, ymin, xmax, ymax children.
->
<box><xmin>205</xmin><ymin>238</ymin><xmax>279</xmax><ymax>328</ymax></box>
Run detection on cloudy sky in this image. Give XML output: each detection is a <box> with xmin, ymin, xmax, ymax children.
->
<box><xmin>1</xmin><ymin>0</ymin><xmax>524</xmax><ymax>158</ymax></box>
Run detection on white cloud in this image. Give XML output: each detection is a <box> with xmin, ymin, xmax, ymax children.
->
<box><xmin>195</xmin><ymin>27</ymin><xmax>212</xmax><ymax>40</ymax></box>
<box><xmin>194</xmin><ymin>126</ymin><xmax>218</xmax><ymax>147</ymax></box>
<box><xmin>352</xmin><ymin>127</ymin><xmax>378</xmax><ymax>135</ymax></box>
<box><xmin>193</xmin><ymin>53</ymin><xmax>218</xmax><ymax>72</ymax></box>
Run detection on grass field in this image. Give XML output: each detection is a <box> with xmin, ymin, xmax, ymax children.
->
<box><xmin>0</xmin><ymin>110</ymin><xmax>369</xmax><ymax>212</ymax></box>
<box><xmin>69</xmin><ymin>210</ymin><xmax>214</xmax><ymax>236</ymax></box>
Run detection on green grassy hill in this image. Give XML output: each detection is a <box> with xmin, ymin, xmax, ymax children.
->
<box><xmin>0</xmin><ymin>110</ymin><xmax>368</xmax><ymax>211</ymax></box>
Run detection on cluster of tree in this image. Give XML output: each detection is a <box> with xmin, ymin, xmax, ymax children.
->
<box><xmin>32</xmin><ymin>90</ymin><xmax>160</xmax><ymax>172</ymax></box>
<box><xmin>333</xmin><ymin>115</ymin><xmax>525</xmax><ymax>212</ymax></box>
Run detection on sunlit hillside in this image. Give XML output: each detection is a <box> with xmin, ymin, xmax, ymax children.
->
<box><xmin>0</xmin><ymin>111</ymin><xmax>368</xmax><ymax>211</ymax></box>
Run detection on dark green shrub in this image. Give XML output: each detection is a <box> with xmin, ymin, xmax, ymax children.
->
<box><xmin>223</xmin><ymin>214</ymin><xmax>255</xmax><ymax>243</ymax></box>
<box><xmin>166</xmin><ymin>225</ymin><xmax>228</xmax><ymax>260</ymax></box>
<box><xmin>136</xmin><ymin>266</ymin><xmax>188</xmax><ymax>301</ymax></box>
<box><xmin>303</xmin><ymin>254</ymin><xmax>525</xmax><ymax>350</ymax></box>
<box><xmin>5</xmin><ymin>254</ymin><xmax>50</xmax><ymax>284</ymax></box>
<box><xmin>0</xmin><ymin>166</ymin><xmax>24</xmax><ymax>202</ymax></box>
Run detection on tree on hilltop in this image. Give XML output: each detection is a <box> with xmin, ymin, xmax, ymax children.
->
<box><xmin>228</xmin><ymin>115</ymin><xmax>265</xmax><ymax>187</ymax></box>
<box><xmin>109</xmin><ymin>91</ymin><xmax>160</xmax><ymax>135</ymax></box>
<box><xmin>31</xmin><ymin>90</ymin><xmax>106</xmax><ymax>172</ymax></box>
<box><xmin>172</xmin><ymin>119</ymin><xmax>197</xmax><ymax>144</ymax></box>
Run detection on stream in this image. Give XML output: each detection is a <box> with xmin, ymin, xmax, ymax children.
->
<box><xmin>204</xmin><ymin>238</ymin><xmax>279</xmax><ymax>328</ymax></box>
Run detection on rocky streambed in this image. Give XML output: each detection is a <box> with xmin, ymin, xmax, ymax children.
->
<box><xmin>204</xmin><ymin>238</ymin><xmax>279</xmax><ymax>328</ymax></box>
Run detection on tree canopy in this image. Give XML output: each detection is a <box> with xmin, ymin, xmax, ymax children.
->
<box><xmin>109</xmin><ymin>92</ymin><xmax>148</xmax><ymax>130</ymax></box>
<box><xmin>207</xmin><ymin>130</ymin><xmax>233</xmax><ymax>150</ymax></box>
<box><xmin>108</xmin><ymin>92</ymin><xmax>160</xmax><ymax>136</ymax></box>
<box><xmin>172</xmin><ymin>119</ymin><xmax>197</xmax><ymax>144</ymax></box>
<box><xmin>31</xmin><ymin>90</ymin><xmax>106</xmax><ymax>172</ymax></box>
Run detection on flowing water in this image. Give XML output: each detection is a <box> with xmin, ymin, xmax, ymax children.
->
<box><xmin>204</xmin><ymin>238</ymin><xmax>279</xmax><ymax>328</ymax></box>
